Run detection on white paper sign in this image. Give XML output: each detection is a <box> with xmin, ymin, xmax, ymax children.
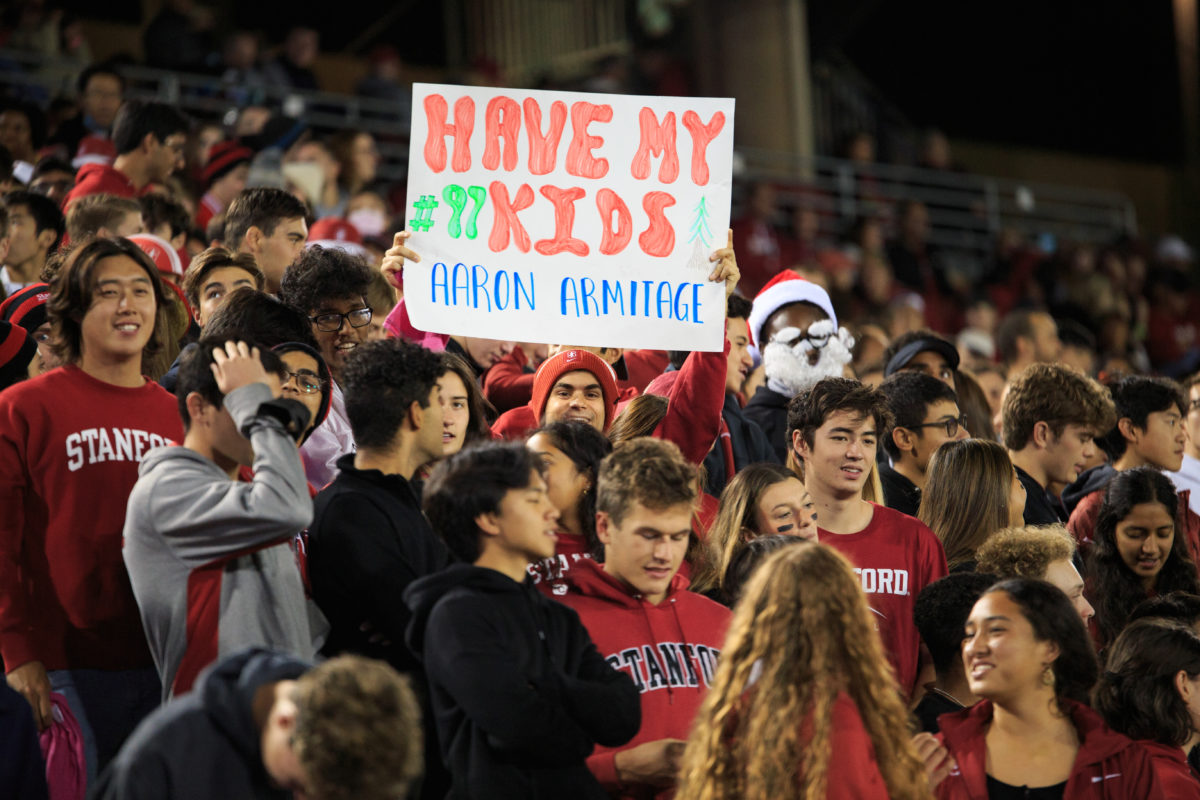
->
<box><xmin>403</xmin><ymin>83</ymin><xmax>735</xmax><ymax>351</ymax></box>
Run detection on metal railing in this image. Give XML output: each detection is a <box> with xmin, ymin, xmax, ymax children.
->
<box><xmin>736</xmin><ymin>149</ymin><xmax>1137</xmax><ymax>266</ymax></box>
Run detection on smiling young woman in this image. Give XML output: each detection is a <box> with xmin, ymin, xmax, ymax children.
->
<box><xmin>1087</xmin><ymin>467</ymin><xmax>1200</xmax><ymax>652</ymax></box>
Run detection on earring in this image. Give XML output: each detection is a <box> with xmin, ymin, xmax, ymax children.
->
<box><xmin>1041</xmin><ymin>664</ymin><xmax>1055</xmax><ymax>688</ymax></box>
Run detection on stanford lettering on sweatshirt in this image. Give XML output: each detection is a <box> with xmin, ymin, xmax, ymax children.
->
<box><xmin>606</xmin><ymin>642</ymin><xmax>720</xmax><ymax>693</ymax></box>
<box><xmin>65</xmin><ymin>427</ymin><xmax>169</xmax><ymax>471</ymax></box>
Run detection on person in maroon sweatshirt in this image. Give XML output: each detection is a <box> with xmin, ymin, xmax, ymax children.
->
<box><xmin>558</xmin><ymin>437</ymin><xmax>732</xmax><ymax>798</ymax></box>
<box><xmin>63</xmin><ymin>100</ymin><xmax>189</xmax><ymax>210</ymax></box>
<box><xmin>0</xmin><ymin>237</ymin><xmax>184</xmax><ymax>783</ymax></box>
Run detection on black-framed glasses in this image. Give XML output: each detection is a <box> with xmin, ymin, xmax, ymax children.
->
<box><xmin>1190</xmin><ymin>399</ymin><xmax>1200</xmax><ymax>413</ymax></box>
<box><xmin>909</xmin><ymin>414</ymin><xmax>969</xmax><ymax>438</ymax></box>
<box><xmin>283</xmin><ymin>370</ymin><xmax>326</xmax><ymax>394</ymax></box>
<box><xmin>309</xmin><ymin>307</ymin><xmax>372</xmax><ymax>332</ymax></box>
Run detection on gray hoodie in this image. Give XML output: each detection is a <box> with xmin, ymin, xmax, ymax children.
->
<box><xmin>123</xmin><ymin>383</ymin><xmax>316</xmax><ymax>701</ymax></box>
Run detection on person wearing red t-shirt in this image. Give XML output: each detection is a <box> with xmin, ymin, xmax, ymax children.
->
<box><xmin>558</xmin><ymin>437</ymin><xmax>732</xmax><ymax>799</ymax></box>
<box><xmin>0</xmin><ymin>237</ymin><xmax>184</xmax><ymax>783</ymax></box>
<box><xmin>788</xmin><ymin>376</ymin><xmax>948</xmax><ymax>698</ymax></box>
<box><xmin>64</xmin><ymin>100</ymin><xmax>189</xmax><ymax>211</ymax></box>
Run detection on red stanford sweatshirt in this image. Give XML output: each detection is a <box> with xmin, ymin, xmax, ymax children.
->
<box><xmin>0</xmin><ymin>365</ymin><xmax>183</xmax><ymax>671</ymax></box>
<box><xmin>558</xmin><ymin>559</ymin><xmax>731</xmax><ymax>799</ymax></box>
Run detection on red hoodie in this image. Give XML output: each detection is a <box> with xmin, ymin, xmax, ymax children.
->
<box><xmin>935</xmin><ymin>700</ymin><xmax>1186</xmax><ymax>799</ymax></box>
<box><xmin>63</xmin><ymin>163</ymin><xmax>140</xmax><ymax>209</ymax></box>
<box><xmin>557</xmin><ymin>559</ymin><xmax>731</xmax><ymax>799</ymax></box>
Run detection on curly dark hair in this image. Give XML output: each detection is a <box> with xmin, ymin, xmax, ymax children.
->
<box><xmin>279</xmin><ymin>245</ymin><xmax>374</xmax><ymax>316</ymax></box>
<box><xmin>987</xmin><ymin>578</ymin><xmax>1100</xmax><ymax>708</ymax></box>
<box><xmin>1088</xmin><ymin>467</ymin><xmax>1200</xmax><ymax>649</ymax></box>
<box><xmin>878</xmin><ymin>371</ymin><xmax>958</xmax><ymax>460</ymax></box>
<box><xmin>915</xmin><ymin>572</ymin><xmax>999</xmax><ymax>675</ymax></box>
<box><xmin>423</xmin><ymin>442</ymin><xmax>545</xmax><ymax>563</ymax></box>
<box><xmin>341</xmin><ymin>339</ymin><xmax>445</xmax><ymax>450</ymax></box>
<box><xmin>1093</xmin><ymin>618</ymin><xmax>1200</xmax><ymax>747</ymax></box>
<box><xmin>528</xmin><ymin>421</ymin><xmax>613</xmax><ymax>553</ymax></box>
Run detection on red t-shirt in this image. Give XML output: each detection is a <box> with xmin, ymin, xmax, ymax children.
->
<box><xmin>528</xmin><ymin>530</ymin><xmax>594</xmax><ymax>598</ymax></box>
<box><xmin>0</xmin><ymin>365</ymin><xmax>183</xmax><ymax>671</ymax></box>
<box><xmin>63</xmin><ymin>163</ymin><xmax>139</xmax><ymax>210</ymax></box>
<box><xmin>818</xmin><ymin>503</ymin><xmax>948</xmax><ymax>697</ymax></box>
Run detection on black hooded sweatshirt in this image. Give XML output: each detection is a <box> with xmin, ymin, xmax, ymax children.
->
<box><xmin>90</xmin><ymin>648</ymin><xmax>307</xmax><ymax>800</ymax></box>
<box><xmin>404</xmin><ymin>564</ymin><xmax>641</xmax><ymax>800</ymax></box>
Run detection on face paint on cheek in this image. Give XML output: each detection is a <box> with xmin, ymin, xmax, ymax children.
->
<box><xmin>776</xmin><ymin>523</ymin><xmax>794</xmax><ymax>533</ymax></box>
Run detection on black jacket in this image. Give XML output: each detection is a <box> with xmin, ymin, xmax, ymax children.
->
<box><xmin>703</xmin><ymin>393</ymin><xmax>782</xmax><ymax>495</ymax></box>
<box><xmin>879</xmin><ymin>463</ymin><xmax>922</xmax><ymax>518</ymax></box>
<box><xmin>743</xmin><ymin>385</ymin><xmax>793</xmax><ymax>463</ymax></box>
<box><xmin>1016</xmin><ymin>465</ymin><xmax>1068</xmax><ymax>525</ymax></box>
<box><xmin>1061</xmin><ymin>464</ymin><xmax>1117</xmax><ymax>517</ymax></box>
<box><xmin>404</xmin><ymin>565</ymin><xmax>640</xmax><ymax>800</ymax></box>
<box><xmin>90</xmin><ymin>649</ymin><xmax>306</xmax><ymax>800</ymax></box>
<box><xmin>308</xmin><ymin>454</ymin><xmax>451</xmax><ymax>673</ymax></box>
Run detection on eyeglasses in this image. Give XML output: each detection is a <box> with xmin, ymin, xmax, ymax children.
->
<box><xmin>1190</xmin><ymin>399</ymin><xmax>1200</xmax><ymax>413</ymax></box>
<box><xmin>770</xmin><ymin>328</ymin><xmax>832</xmax><ymax>350</ymax></box>
<box><xmin>909</xmin><ymin>414</ymin><xmax>969</xmax><ymax>438</ymax></box>
<box><xmin>309</xmin><ymin>307</ymin><xmax>372</xmax><ymax>332</ymax></box>
<box><xmin>283</xmin><ymin>370</ymin><xmax>326</xmax><ymax>394</ymax></box>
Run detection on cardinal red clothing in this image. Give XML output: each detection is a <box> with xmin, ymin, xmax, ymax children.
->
<box><xmin>63</xmin><ymin>163</ymin><xmax>139</xmax><ymax>209</ymax></box>
<box><xmin>1068</xmin><ymin>483</ymin><xmax>1200</xmax><ymax>568</ymax></box>
<box><xmin>1139</xmin><ymin>741</ymin><xmax>1200</xmax><ymax>798</ymax></box>
<box><xmin>0</xmin><ymin>365</ymin><xmax>183</xmax><ymax>671</ymax></box>
<box><xmin>558</xmin><ymin>560</ymin><xmax>730</xmax><ymax>799</ymax></box>
<box><xmin>935</xmin><ymin>700</ymin><xmax>1183</xmax><ymax>799</ymax></box>
<box><xmin>808</xmin><ymin>692</ymin><xmax>891</xmax><ymax>800</ymax></box>
<box><xmin>818</xmin><ymin>504</ymin><xmax>947</xmax><ymax>697</ymax></box>
<box><xmin>528</xmin><ymin>530</ymin><xmax>594</xmax><ymax>599</ymax></box>
<box><xmin>483</xmin><ymin>345</ymin><xmax>536</xmax><ymax>414</ymax></box>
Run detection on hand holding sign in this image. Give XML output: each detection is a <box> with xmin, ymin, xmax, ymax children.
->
<box><xmin>708</xmin><ymin>228</ymin><xmax>739</xmax><ymax>300</ymax></box>
<box><xmin>381</xmin><ymin>231</ymin><xmax>421</xmax><ymax>291</ymax></box>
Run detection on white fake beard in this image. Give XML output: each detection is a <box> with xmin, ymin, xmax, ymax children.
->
<box><xmin>763</xmin><ymin>320</ymin><xmax>855</xmax><ymax>397</ymax></box>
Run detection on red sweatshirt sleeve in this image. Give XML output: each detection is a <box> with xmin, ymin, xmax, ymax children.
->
<box><xmin>652</xmin><ymin>338</ymin><xmax>729</xmax><ymax>466</ymax></box>
<box><xmin>482</xmin><ymin>347</ymin><xmax>534</xmax><ymax>413</ymax></box>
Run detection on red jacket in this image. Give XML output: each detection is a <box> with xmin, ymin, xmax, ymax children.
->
<box><xmin>557</xmin><ymin>560</ymin><xmax>731</xmax><ymax>799</ymax></box>
<box><xmin>935</xmin><ymin>700</ymin><xmax>1180</xmax><ymax>799</ymax></box>
<box><xmin>1140</xmin><ymin>741</ymin><xmax>1200</xmax><ymax>798</ymax></box>
<box><xmin>0</xmin><ymin>366</ymin><xmax>183</xmax><ymax>671</ymax></box>
<box><xmin>812</xmin><ymin>692</ymin><xmax>892</xmax><ymax>799</ymax></box>
<box><xmin>63</xmin><ymin>163</ymin><xmax>139</xmax><ymax>209</ymax></box>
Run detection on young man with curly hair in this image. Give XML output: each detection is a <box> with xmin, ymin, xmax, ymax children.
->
<box><xmin>558</xmin><ymin>437</ymin><xmax>731</xmax><ymax>798</ymax></box>
<box><xmin>280</xmin><ymin>245</ymin><xmax>375</xmax><ymax>487</ymax></box>
<box><xmin>404</xmin><ymin>442</ymin><xmax>640</xmax><ymax>799</ymax></box>
<box><xmin>93</xmin><ymin>648</ymin><xmax>423</xmax><ymax>800</ymax></box>
<box><xmin>1001</xmin><ymin>363</ymin><xmax>1116</xmax><ymax>526</ymax></box>
<box><xmin>788</xmin><ymin>376</ymin><xmax>948</xmax><ymax>699</ymax></box>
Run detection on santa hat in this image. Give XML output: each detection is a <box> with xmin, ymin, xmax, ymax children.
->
<box><xmin>0</xmin><ymin>321</ymin><xmax>37</xmax><ymax>390</ymax></box>
<box><xmin>202</xmin><ymin>141</ymin><xmax>253</xmax><ymax>189</ymax></box>
<box><xmin>530</xmin><ymin>349</ymin><xmax>619</xmax><ymax>431</ymax></box>
<box><xmin>0</xmin><ymin>282</ymin><xmax>51</xmax><ymax>335</ymax></box>
<box><xmin>307</xmin><ymin>218</ymin><xmax>368</xmax><ymax>260</ymax></box>
<box><xmin>128</xmin><ymin>233</ymin><xmax>184</xmax><ymax>279</ymax></box>
<box><xmin>747</xmin><ymin>271</ymin><xmax>837</xmax><ymax>348</ymax></box>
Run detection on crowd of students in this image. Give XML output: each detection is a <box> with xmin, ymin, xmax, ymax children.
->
<box><xmin>6</xmin><ymin>58</ymin><xmax>1200</xmax><ymax>800</ymax></box>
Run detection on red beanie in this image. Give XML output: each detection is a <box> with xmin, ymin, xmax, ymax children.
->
<box><xmin>202</xmin><ymin>141</ymin><xmax>253</xmax><ymax>189</ymax></box>
<box><xmin>530</xmin><ymin>349</ymin><xmax>619</xmax><ymax>431</ymax></box>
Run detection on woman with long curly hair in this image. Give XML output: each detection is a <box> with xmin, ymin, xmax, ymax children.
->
<box><xmin>677</xmin><ymin>542</ymin><xmax>937</xmax><ymax>799</ymax></box>
<box><xmin>689</xmin><ymin>462</ymin><xmax>817</xmax><ymax>602</ymax></box>
<box><xmin>1094</xmin><ymin>618</ymin><xmax>1200</xmax><ymax>794</ymax></box>
<box><xmin>937</xmin><ymin>578</ymin><xmax>1174</xmax><ymax>798</ymax></box>
<box><xmin>919</xmin><ymin>439</ymin><xmax>1026</xmax><ymax>571</ymax></box>
<box><xmin>1088</xmin><ymin>467</ymin><xmax>1200</xmax><ymax>651</ymax></box>
<box><xmin>525</xmin><ymin>420</ymin><xmax>612</xmax><ymax>596</ymax></box>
